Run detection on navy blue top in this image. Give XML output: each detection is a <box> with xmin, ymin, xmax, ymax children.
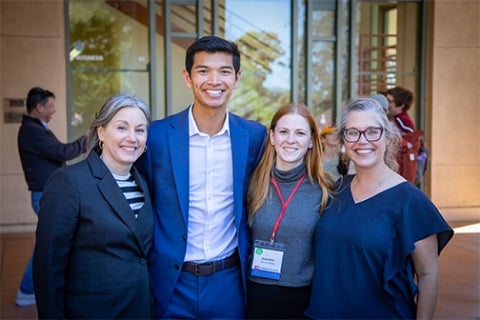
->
<box><xmin>17</xmin><ymin>115</ymin><xmax>86</xmax><ymax>191</ymax></box>
<box><xmin>305</xmin><ymin>175</ymin><xmax>453</xmax><ymax>319</ymax></box>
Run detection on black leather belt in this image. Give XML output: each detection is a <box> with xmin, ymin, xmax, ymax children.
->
<box><xmin>182</xmin><ymin>251</ymin><xmax>239</xmax><ymax>276</ymax></box>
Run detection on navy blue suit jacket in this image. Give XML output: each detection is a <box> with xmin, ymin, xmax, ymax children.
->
<box><xmin>138</xmin><ymin>107</ymin><xmax>266</xmax><ymax>316</ymax></box>
<box><xmin>33</xmin><ymin>151</ymin><xmax>153</xmax><ymax>319</ymax></box>
<box><xmin>17</xmin><ymin>115</ymin><xmax>86</xmax><ymax>191</ymax></box>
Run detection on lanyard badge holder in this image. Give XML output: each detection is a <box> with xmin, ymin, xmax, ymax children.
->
<box><xmin>250</xmin><ymin>175</ymin><xmax>305</xmax><ymax>280</ymax></box>
<box><xmin>251</xmin><ymin>240</ymin><xmax>286</xmax><ymax>280</ymax></box>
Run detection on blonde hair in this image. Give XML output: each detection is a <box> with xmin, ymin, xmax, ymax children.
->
<box><xmin>247</xmin><ymin>103</ymin><xmax>334</xmax><ymax>224</ymax></box>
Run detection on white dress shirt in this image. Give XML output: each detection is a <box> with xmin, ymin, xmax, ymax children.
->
<box><xmin>185</xmin><ymin>106</ymin><xmax>237</xmax><ymax>263</ymax></box>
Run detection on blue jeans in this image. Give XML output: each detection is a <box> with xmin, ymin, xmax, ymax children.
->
<box><xmin>19</xmin><ymin>191</ymin><xmax>42</xmax><ymax>294</ymax></box>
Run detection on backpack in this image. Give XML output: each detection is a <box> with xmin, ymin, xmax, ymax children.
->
<box><xmin>397</xmin><ymin>129</ymin><xmax>423</xmax><ymax>184</ymax></box>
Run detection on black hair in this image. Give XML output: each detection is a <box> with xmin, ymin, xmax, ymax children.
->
<box><xmin>26</xmin><ymin>87</ymin><xmax>55</xmax><ymax>113</ymax></box>
<box><xmin>185</xmin><ymin>36</ymin><xmax>241</xmax><ymax>75</ymax></box>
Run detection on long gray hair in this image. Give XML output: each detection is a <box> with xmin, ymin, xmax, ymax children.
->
<box><xmin>86</xmin><ymin>93</ymin><xmax>151</xmax><ymax>155</ymax></box>
<box><xmin>338</xmin><ymin>97</ymin><xmax>401</xmax><ymax>171</ymax></box>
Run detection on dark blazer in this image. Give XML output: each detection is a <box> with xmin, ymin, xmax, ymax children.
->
<box><xmin>33</xmin><ymin>151</ymin><xmax>153</xmax><ymax>319</ymax></box>
<box><xmin>138</xmin><ymin>107</ymin><xmax>266</xmax><ymax>316</ymax></box>
<box><xmin>17</xmin><ymin>114</ymin><xmax>86</xmax><ymax>191</ymax></box>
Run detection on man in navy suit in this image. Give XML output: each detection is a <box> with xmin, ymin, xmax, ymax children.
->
<box><xmin>138</xmin><ymin>36</ymin><xmax>266</xmax><ymax>318</ymax></box>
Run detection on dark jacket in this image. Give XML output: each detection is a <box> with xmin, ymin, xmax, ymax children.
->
<box><xmin>17</xmin><ymin>115</ymin><xmax>86</xmax><ymax>191</ymax></box>
<box><xmin>33</xmin><ymin>151</ymin><xmax>154</xmax><ymax>319</ymax></box>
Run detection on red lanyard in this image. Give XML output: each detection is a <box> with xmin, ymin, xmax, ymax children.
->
<box><xmin>269</xmin><ymin>174</ymin><xmax>305</xmax><ymax>243</ymax></box>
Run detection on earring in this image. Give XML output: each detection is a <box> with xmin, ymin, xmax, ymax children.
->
<box><xmin>143</xmin><ymin>146</ymin><xmax>147</xmax><ymax>153</ymax></box>
<box><xmin>99</xmin><ymin>140</ymin><xmax>103</xmax><ymax>150</ymax></box>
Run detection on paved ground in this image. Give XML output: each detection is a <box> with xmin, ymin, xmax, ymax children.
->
<box><xmin>1</xmin><ymin>221</ymin><xmax>478</xmax><ymax>319</ymax></box>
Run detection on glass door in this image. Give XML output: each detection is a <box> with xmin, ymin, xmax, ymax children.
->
<box><xmin>67</xmin><ymin>0</ymin><xmax>151</xmax><ymax>139</ymax></box>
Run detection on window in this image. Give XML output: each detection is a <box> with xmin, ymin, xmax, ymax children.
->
<box><xmin>67</xmin><ymin>0</ymin><xmax>150</xmax><ymax>139</ymax></box>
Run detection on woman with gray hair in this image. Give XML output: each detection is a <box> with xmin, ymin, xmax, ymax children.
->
<box><xmin>305</xmin><ymin>97</ymin><xmax>453</xmax><ymax>319</ymax></box>
<box><xmin>33</xmin><ymin>93</ymin><xmax>153</xmax><ymax>319</ymax></box>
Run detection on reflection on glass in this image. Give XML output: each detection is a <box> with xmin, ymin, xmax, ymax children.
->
<box><xmin>225</xmin><ymin>0</ymin><xmax>291</xmax><ymax>125</ymax></box>
<box><xmin>171</xmin><ymin>4</ymin><xmax>197</xmax><ymax>33</ymax></box>
<box><xmin>311</xmin><ymin>41</ymin><xmax>334</xmax><ymax>126</ymax></box>
<box><xmin>308</xmin><ymin>2</ymin><xmax>336</xmax><ymax>128</ymax></box>
<box><xmin>356</xmin><ymin>2</ymin><xmax>419</xmax><ymax>97</ymax></box>
<box><xmin>69</xmin><ymin>0</ymin><xmax>150</xmax><ymax>139</ymax></box>
<box><xmin>313</xmin><ymin>10</ymin><xmax>334</xmax><ymax>37</ymax></box>
<box><xmin>296</xmin><ymin>1</ymin><xmax>306</xmax><ymax>105</ymax></box>
<box><xmin>340</xmin><ymin>0</ymin><xmax>350</xmax><ymax>106</ymax></box>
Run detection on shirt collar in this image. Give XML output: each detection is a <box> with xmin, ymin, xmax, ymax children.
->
<box><xmin>188</xmin><ymin>104</ymin><xmax>230</xmax><ymax>137</ymax></box>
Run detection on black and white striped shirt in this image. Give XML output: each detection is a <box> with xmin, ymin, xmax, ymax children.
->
<box><xmin>112</xmin><ymin>173</ymin><xmax>144</xmax><ymax>218</ymax></box>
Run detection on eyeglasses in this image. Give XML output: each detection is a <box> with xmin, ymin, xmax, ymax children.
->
<box><xmin>342</xmin><ymin>127</ymin><xmax>384</xmax><ymax>142</ymax></box>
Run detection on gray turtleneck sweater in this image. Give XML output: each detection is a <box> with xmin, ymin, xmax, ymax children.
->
<box><xmin>248</xmin><ymin>163</ymin><xmax>322</xmax><ymax>287</ymax></box>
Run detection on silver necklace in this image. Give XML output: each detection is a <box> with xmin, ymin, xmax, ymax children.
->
<box><xmin>352</xmin><ymin>172</ymin><xmax>388</xmax><ymax>203</ymax></box>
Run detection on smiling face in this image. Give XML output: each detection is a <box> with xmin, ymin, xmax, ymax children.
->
<box><xmin>343</xmin><ymin>110</ymin><xmax>386</xmax><ymax>170</ymax></box>
<box><xmin>97</xmin><ymin>106</ymin><xmax>148</xmax><ymax>175</ymax></box>
<box><xmin>182</xmin><ymin>51</ymin><xmax>240</xmax><ymax>112</ymax></box>
<box><xmin>270</xmin><ymin>113</ymin><xmax>313</xmax><ymax>171</ymax></box>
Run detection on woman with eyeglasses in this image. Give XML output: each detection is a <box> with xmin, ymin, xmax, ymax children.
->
<box><xmin>305</xmin><ymin>97</ymin><xmax>453</xmax><ymax>319</ymax></box>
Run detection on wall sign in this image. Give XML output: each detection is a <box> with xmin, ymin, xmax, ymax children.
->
<box><xmin>3</xmin><ymin>98</ymin><xmax>25</xmax><ymax>123</ymax></box>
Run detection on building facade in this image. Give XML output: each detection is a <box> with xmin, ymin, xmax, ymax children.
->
<box><xmin>1</xmin><ymin>0</ymin><xmax>479</xmax><ymax>232</ymax></box>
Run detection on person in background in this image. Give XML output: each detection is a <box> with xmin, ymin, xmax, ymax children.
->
<box><xmin>16</xmin><ymin>86</ymin><xmax>86</xmax><ymax>306</ymax></box>
<box><xmin>137</xmin><ymin>36</ymin><xmax>267</xmax><ymax>319</ymax></box>
<box><xmin>320</xmin><ymin>125</ymin><xmax>342</xmax><ymax>181</ymax></box>
<box><xmin>386</xmin><ymin>86</ymin><xmax>423</xmax><ymax>184</ymax></box>
<box><xmin>370</xmin><ymin>92</ymin><xmax>389</xmax><ymax>114</ymax></box>
<box><xmin>33</xmin><ymin>94</ymin><xmax>153</xmax><ymax>319</ymax></box>
<box><xmin>246</xmin><ymin>103</ymin><xmax>332</xmax><ymax>319</ymax></box>
<box><xmin>386</xmin><ymin>86</ymin><xmax>415</xmax><ymax>133</ymax></box>
<box><xmin>305</xmin><ymin>97</ymin><xmax>453</xmax><ymax>319</ymax></box>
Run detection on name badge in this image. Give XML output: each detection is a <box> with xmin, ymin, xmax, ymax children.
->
<box><xmin>250</xmin><ymin>240</ymin><xmax>286</xmax><ymax>280</ymax></box>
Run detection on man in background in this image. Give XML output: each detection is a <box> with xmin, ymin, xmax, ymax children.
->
<box><xmin>16</xmin><ymin>86</ymin><xmax>86</xmax><ymax>306</ymax></box>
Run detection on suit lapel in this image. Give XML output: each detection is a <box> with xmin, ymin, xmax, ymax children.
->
<box><xmin>167</xmin><ymin>109</ymin><xmax>190</xmax><ymax>227</ymax></box>
<box><xmin>98</xmin><ymin>175</ymin><xmax>136</xmax><ymax>226</ymax></box>
<box><xmin>88</xmin><ymin>152</ymin><xmax>148</xmax><ymax>255</ymax></box>
<box><xmin>129</xmin><ymin>166</ymin><xmax>153</xmax><ymax>255</ymax></box>
<box><xmin>229</xmin><ymin>113</ymin><xmax>249</xmax><ymax>226</ymax></box>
